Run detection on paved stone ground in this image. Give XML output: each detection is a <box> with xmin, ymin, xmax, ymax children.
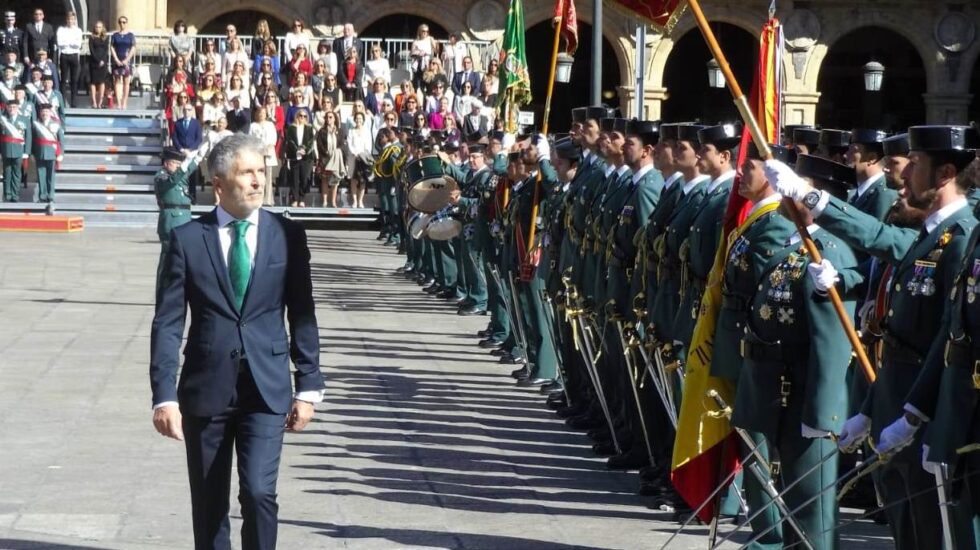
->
<box><xmin>0</xmin><ymin>228</ymin><xmax>894</xmax><ymax>549</ymax></box>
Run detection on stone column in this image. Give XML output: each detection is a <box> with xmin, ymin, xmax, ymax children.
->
<box><xmin>111</xmin><ymin>0</ymin><xmax>167</xmax><ymax>30</ymax></box>
<box><xmin>923</xmin><ymin>93</ymin><xmax>973</xmax><ymax>124</ymax></box>
<box><xmin>617</xmin><ymin>85</ymin><xmax>668</xmax><ymax>121</ymax></box>
<box><xmin>782</xmin><ymin>91</ymin><xmax>820</xmax><ymax>126</ymax></box>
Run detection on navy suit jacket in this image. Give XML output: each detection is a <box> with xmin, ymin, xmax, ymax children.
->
<box><xmin>172</xmin><ymin>117</ymin><xmax>202</xmax><ymax>151</ymax></box>
<box><xmin>451</xmin><ymin>70</ymin><xmax>482</xmax><ymax>96</ymax></box>
<box><xmin>150</xmin><ymin>209</ymin><xmax>324</xmax><ymax>417</ymax></box>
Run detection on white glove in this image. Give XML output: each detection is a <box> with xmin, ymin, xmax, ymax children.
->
<box><xmin>807</xmin><ymin>259</ymin><xmax>839</xmax><ymax>293</ymax></box>
<box><xmin>501</xmin><ymin>132</ymin><xmax>516</xmax><ymax>150</ymax></box>
<box><xmin>876</xmin><ymin>415</ymin><xmax>919</xmax><ymax>456</ymax></box>
<box><xmin>801</xmin><ymin>423</ymin><xmax>832</xmax><ymax>439</ymax></box>
<box><xmin>922</xmin><ymin>445</ymin><xmax>938</xmax><ymax>475</ymax></box>
<box><xmin>764</xmin><ymin>159</ymin><xmax>812</xmax><ymax>201</ymax></box>
<box><xmin>838</xmin><ymin>413</ymin><xmax>872</xmax><ymax>453</ymax></box>
<box><xmin>535</xmin><ymin>133</ymin><xmax>551</xmax><ymax>161</ymax></box>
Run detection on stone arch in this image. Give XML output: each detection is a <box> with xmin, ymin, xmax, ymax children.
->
<box><xmin>176</xmin><ymin>2</ymin><xmax>300</xmax><ymax>34</ymax></box>
<box><xmin>351</xmin><ymin>1</ymin><xmax>464</xmax><ymax>41</ymax></box>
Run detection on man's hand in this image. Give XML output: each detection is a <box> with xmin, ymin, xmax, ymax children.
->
<box><xmin>448</xmin><ymin>188</ymin><xmax>461</xmax><ymax>205</ymax></box>
<box><xmin>286</xmin><ymin>399</ymin><xmax>315</xmax><ymax>432</ymax></box>
<box><xmin>764</xmin><ymin>159</ymin><xmax>812</xmax><ymax>201</ymax></box>
<box><xmin>876</xmin><ymin>414</ymin><xmax>920</xmax><ymax>456</ymax></box>
<box><xmin>838</xmin><ymin>413</ymin><xmax>871</xmax><ymax>453</ymax></box>
<box><xmin>152</xmin><ymin>405</ymin><xmax>184</xmax><ymax>441</ymax></box>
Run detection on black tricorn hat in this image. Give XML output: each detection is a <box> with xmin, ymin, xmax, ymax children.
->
<box><xmin>850</xmin><ymin>128</ymin><xmax>888</xmax><ymax>145</ymax></box>
<box><xmin>659</xmin><ymin>123</ymin><xmax>681</xmax><ymax>141</ymax></box>
<box><xmin>627</xmin><ymin>119</ymin><xmax>659</xmax><ymax>136</ymax></box>
<box><xmin>555</xmin><ymin>137</ymin><xmax>582</xmax><ymax>161</ymax></box>
<box><xmin>571</xmin><ymin>107</ymin><xmax>587</xmax><ymax>124</ymax></box>
<box><xmin>819</xmin><ymin>129</ymin><xmax>852</xmax><ymax>150</ymax></box>
<box><xmin>676</xmin><ymin>124</ymin><xmax>708</xmax><ymax>144</ymax></box>
<box><xmin>584</xmin><ymin>106</ymin><xmax>614</xmax><ymax>122</ymax></box>
<box><xmin>792</xmin><ymin>127</ymin><xmax>821</xmax><ymax>147</ymax></box>
<box><xmin>468</xmin><ymin>143</ymin><xmax>486</xmax><ymax>154</ymax></box>
<box><xmin>697</xmin><ymin>123</ymin><xmax>742</xmax><ymax>150</ymax></box>
<box><xmin>783</xmin><ymin>125</ymin><xmax>814</xmax><ymax>143</ymax></box>
<box><xmin>796</xmin><ymin>154</ymin><xmax>855</xmax><ymax>199</ymax></box>
<box><xmin>162</xmin><ymin>147</ymin><xmax>185</xmax><ymax>162</ymax></box>
<box><xmin>599</xmin><ymin>117</ymin><xmax>616</xmax><ymax>132</ymax></box>
<box><xmin>882</xmin><ymin>133</ymin><xmax>910</xmax><ymax>157</ymax></box>
<box><xmin>908</xmin><ymin>125</ymin><xmax>980</xmax><ymax>152</ymax></box>
<box><xmin>746</xmin><ymin>142</ymin><xmax>797</xmax><ymax>165</ymax></box>
<box><xmin>612</xmin><ymin>118</ymin><xmax>629</xmax><ymax>135</ymax></box>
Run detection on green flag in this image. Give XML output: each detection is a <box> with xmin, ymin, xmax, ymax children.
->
<box><xmin>496</xmin><ymin>0</ymin><xmax>531</xmax><ymax>132</ymax></box>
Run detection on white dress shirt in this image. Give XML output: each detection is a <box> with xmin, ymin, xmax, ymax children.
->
<box><xmin>748</xmin><ymin>192</ymin><xmax>783</xmax><ymax>217</ymax></box>
<box><xmin>706</xmin><ymin>169</ymin><xmax>737</xmax><ymax>195</ymax></box>
<box><xmin>854</xmin><ymin>173</ymin><xmax>883</xmax><ymax>199</ymax></box>
<box><xmin>631</xmin><ymin>164</ymin><xmax>655</xmax><ymax>185</ymax></box>
<box><xmin>56</xmin><ymin>26</ymin><xmax>82</xmax><ymax>55</ymax></box>
<box><xmin>681</xmin><ymin>174</ymin><xmax>710</xmax><ymax>195</ymax></box>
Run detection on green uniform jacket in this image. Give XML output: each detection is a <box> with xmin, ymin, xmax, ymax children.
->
<box><xmin>733</xmin><ymin>228</ymin><xmax>860</xmax><ymax>434</ymax></box>
<box><xmin>154</xmin><ymin>157</ymin><xmax>200</xmax><ymax>241</ymax></box>
<box><xmin>849</xmin><ymin>174</ymin><xmax>898</xmax><ymax>221</ymax></box>
<box><xmin>636</xmin><ymin>173</ymin><xmax>684</xmax><ymax>324</ymax></box>
<box><xmin>0</xmin><ymin>112</ymin><xmax>31</xmax><ymax>158</ymax></box>
<box><xmin>650</xmin><ymin>175</ymin><xmax>709</xmax><ymax>340</ymax></box>
<box><xmin>711</xmin><ymin>198</ymin><xmax>796</xmax><ymax>381</ymax></box>
<box><xmin>558</xmin><ymin>153</ymin><xmax>602</xmax><ymax>277</ymax></box>
<box><xmin>814</xmin><ymin>195</ymin><xmax>975</xmax><ymax>437</ymax></box>
<box><xmin>608</xmin><ymin>165</ymin><xmax>663</xmax><ymax>318</ymax></box>
<box><xmin>31</xmin><ymin>119</ymin><xmax>63</xmax><ymax>160</ymax></box>
<box><xmin>534</xmin><ymin>160</ymin><xmax>563</xmax><ymax>286</ymax></box>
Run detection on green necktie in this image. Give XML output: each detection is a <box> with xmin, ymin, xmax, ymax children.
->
<box><xmin>229</xmin><ymin>220</ymin><xmax>251</xmax><ymax>310</ymax></box>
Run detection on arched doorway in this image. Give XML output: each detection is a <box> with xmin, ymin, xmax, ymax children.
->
<box><xmin>199</xmin><ymin>10</ymin><xmax>289</xmax><ymax>36</ymax></box>
<box><xmin>361</xmin><ymin>15</ymin><xmax>448</xmax><ymax>41</ymax></box>
<box><xmin>523</xmin><ymin>20</ymin><xmax>620</xmax><ymax>132</ymax></box>
<box><xmin>5</xmin><ymin>0</ymin><xmax>69</xmax><ymax>27</ymax></box>
<box><xmin>816</xmin><ymin>27</ymin><xmax>926</xmax><ymax>131</ymax></box>
<box><xmin>661</xmin><ymin>22</ymin><xmax>756</xmax><ymax>123</ymax></box>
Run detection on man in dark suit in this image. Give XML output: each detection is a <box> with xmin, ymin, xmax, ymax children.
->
<box><xmin>23</xmin><ymin>8</ymin><xmax>55</xmax><ymax>68</ymax></box>
<box><xmin>451</xmin><ymin>56</ymin><xmax>481</xmax><ymax>96</ymax></box>
<box><xmin>0</xmin><ymin>11</ymin><xmax>26</xmax><ymax>62</ymax></box>
<box><xmin>171</xmin><ymin>104</ymin><xmax>203</xmax><ymax>202</ymax></box>
<box><xmin>332</xmin><ymin>23</ymin><xmax>362</xmax><ymax>73</ymax></box>
<box><xmin>151</xmin><ymin>133</ymin><xmax>324</xmax><ymax>550</ymax></box>
<box><xmin>226</xmin><ymin>96</ymin><xmax>251</xmax><ymax>133</ymax></box>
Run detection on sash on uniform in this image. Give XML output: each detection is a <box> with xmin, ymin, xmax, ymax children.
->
<box><xmin>32</xmin><ymin>119</ymin><xmax>61</xmax><ymax>159</ymax></box>
<box><xmin>0</xmin><ymin>115</ymin><xmax>25</xmax><ymax>142</ymax></box>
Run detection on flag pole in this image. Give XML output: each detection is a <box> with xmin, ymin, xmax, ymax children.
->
<box><xmin>686</xmin><ymin>0</ymin><xmax>875</xmax><ymax>384</ymax></box>
<box><xmin>523</xmin><ymin>4</ymin><xmax>564</xmax><ymax>260</ymax></box>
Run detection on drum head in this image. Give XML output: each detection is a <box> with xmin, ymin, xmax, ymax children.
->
<box><xmin>409</xmin><ymin>213</ymin><xmax>431</xmax><ymax>239</ymax></box>
<box><xmin>426</xmin><ymin>217</ymin><xmax>461</xmax><ymax>241</ymax></box>
<box><xmin>407</xmin><ymin>176</ymin><xmax>458</xmax><ymax>213</ymax></box>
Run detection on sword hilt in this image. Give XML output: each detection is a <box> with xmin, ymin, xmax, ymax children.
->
<box><xmin>707</xmin><ymin>389</ymin><xmax>733</xmax><ymax>420</ymax></box>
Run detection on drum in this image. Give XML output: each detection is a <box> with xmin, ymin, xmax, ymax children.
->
<box><xmin>408</xmin><ymin>212</ymin><xmax>431</xmax><ymax>239</ymax></box>
<box><xmin>406</xmin><ymin>155</ymin><xmax>458</xmax><ymax>213</ymax></box>
<box><xmin>426</xmin><ymin>207</ymin><xmax>462</xmax><ymax>241</ymax></box>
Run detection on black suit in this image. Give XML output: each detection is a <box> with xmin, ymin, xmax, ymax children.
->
<box><xmin>227</xmin><ymin>108</ymin><xmax>251</xmax><ymax>133</ymax></box>
<box><xmin>23</xmin><ymin>21</ymin><xmax>55</xmax><ymax>62</ymax></box>
<box><xmin>332</xmin><ymin>36</ymin><xmax>362</xmax><ymax>67</ymax></box>
<box><xmin>451</xmin><ymin>70</ymin><xmax>482</xmax><ymax>96</ymax></box>
<box><xmin>151</xmin><ymin>208</ymin><xmax>323</xmax><ymax>549</ymax></box>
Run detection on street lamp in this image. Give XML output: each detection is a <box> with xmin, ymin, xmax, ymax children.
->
<box><xmin>864</xmin><ymin>60</ymin><xmax>885</xmax><ymax>92</ymax></box>
<box><xmin>706</xmin><ymin>58</ymin><xmax>724</xmax><ymax>88</ymax></box>
<box><xmin>556</xmin><ymin>53</ymin><xmax>574</xmax><ymax>83</ymax></box>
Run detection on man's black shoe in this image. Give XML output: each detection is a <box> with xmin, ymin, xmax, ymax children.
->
<box><xmin>456</xmin><ymin>298</ymin><xmax>476</xmax><ymax>308</ymax></box>
<box><xmin>499</xmin><ymin>355</ymin><xmax>526</xmax><ymax>365</ymax></box>
<box><xmin>477</xmin><ymin>329</ymin><xmax>492</xmax><ymax>338</ymax></box>
<box><xmin>556</xmin><ymin>403</ymin><xmax>588</xmax><ymax>419</ymax></box>
<box><xmin>592</xmin><ymin>441</ymin><xmax>618</xmax><ymax>456</ymax></box>
<box><xmin>490</xmin><ymin>348</ymin><xmax>510</xmax><ymax>357</ymax></box>
<box><xmin>510</xmin><ymin>366</ymin><xmax>530</xmax><ymax>379</ymax></box>
<box><xmin>418</xmin><ymin>277</ymin><xmax>434</xmax><ymax>286</ymax></box>
<box><xmin>458</xmin><ymin>306</ymin><xmax>487</xmax><ymax>316</ymax></box>
<box><xmin>517</xmin><ymin>377</ymin><xmax>550</xmax><ymax>388</ymax></box>
<box><xmin>566</xmin><ymin>413</ymin><xmax>604</xmax><ymax>430</ymax></box>
<box><xmin>436</xmin><ymin>288</ymin><xmax>456</xmax><ymax>299</ymax></box>
<box><xmin>478</xmin><ymin>338</ymin><xmax>504</xmax><ymax>349</ymax></box>
<box><xmin>540</xmin><ymin>381</ymin><xmax>563</xmax><ymax>393</ymax></box>
<box><xmin>546</xmin><ymin>396</ymin><xmax>567</xmax><ymax>410</ymax></box>
<box><xmin>424</xmin><ymin>284</ymin><xmax>443</xmax><ymax>294</ymax></box>
<box><xmin>607</xmin><ymin>450</ymin><xmax>651</xmax><ymax>471</ymax></box>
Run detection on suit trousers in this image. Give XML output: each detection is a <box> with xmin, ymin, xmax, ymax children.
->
<box><xmin>288</xmin><ymin>159</ymin><xmax>312</xmax><ymax>202</ymax></box>
<box><xmin>182</xmin><ymin>362</ymin><xmax>286</xmax><ymax>550</ymax></box>
<box><xmin>59</xmin><ymin>53</ymin><xmax>81</xmax><ymax>107</ymax></box>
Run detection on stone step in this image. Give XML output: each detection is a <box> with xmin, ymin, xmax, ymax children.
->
<box><xmin>63</xmin><ymin>153</ymin><xmax>160</xmax><ymax>166</ymax></box>
<box><xmin>65</xmin><ymin>125</ymin><xmax>161</xmax><ymax>137</ymax></box>
<box><xmin>65</xmin><ymin>134</ymin><xmax>161</xmax><ymax>147</ymax></box>
<box><xmin>58</xmin><ymin>182</ymin><xmax>154</xmax><ymax>193</ymax></box>
<box><xmin>65</xmin><ymin>108</ymin><xmax>159</xmax><ymax>119</ymax></box>
<box><xmin>66</xmin><ymin>143</ymin><xmax>162</xmax><ymax>155</ymax></box>
<box><xmin>52</xmin><ymin>192</ymin><xmax>159</xmax><ymax>206</ymax></box>
<box><xmin>57</xmin><ymin>209</ymin><xmax>159</xmax><ymax>227</ymax></box>
<box><xmin>59</xmin><ymin>163</ymin><xmax>158</xmax><ymax>174</ymax></box>
<box><xmin>64</xmin><ymin>115</ymin><xmax>161</xmax><ymax>130</ymax></box>
<box><xmin>56</xmin><ymin>172</ymin><xmax>156</xmax><ymax>186</ymax></box>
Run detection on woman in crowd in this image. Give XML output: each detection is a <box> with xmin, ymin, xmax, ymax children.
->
<box><xmin>482</xmin><ymin>58</ymin><xmax>499</xmax><ymax>99</ymax></box>
<box><xmin>364</xmin><ymin>45</ymin><xmax>391</xmax><ymax>89</ymax></box>
<box><xmin>318</xmin><ymin>96</ymin><xmax>336</xmax><ymax>119</ymax></box>
<box><xmin>399</xmin><ymin>94</ymin><xmax>421</xmax><ymax>127</ymax></box>
<box><xmin>166</xmin><ymin>89</ymin><xmax>192</xmax><ymax>136</ymax></box>
<box><xmin>250</xmin><ymin>19</ymin><xmax>274</xmax><ymax>60</ymax></box>
<box><xmin>316</xmin><ymin>110</ymin><xmax>346</xmax><ymax>208</ymax></box>
<box><xmin>289</xmin><ymin>43</ymin><xmax>314</xmax><ymax>86</ymax></box>
<box><xmin>290</xmin><ymin>72</ymin><xmax>314</xmax><ymax>110</ymax></box>
<box><xmin>443</xmin><ymin>115</ymin><xmax>461</xmax><ymax>143</ymax></box>
<box><xmin>345</xmin><ymin>111</ymin><xmax>374</xmax><ymax>209</ymax></box>
<box><xmin>248</xmin><ymin>105</ymin><xmax>279</xmax><ymax>206</ymax></box>
<box><xmin>251</xmin><ymin>72</ymin><xmax>277</xmax><ymax>106</ymax></box>
<box><xmin>425</xmin><ymin>79</ymin><xmax>451</xmax><ymax>114</ymax></box>
<box><xmin>252</xmin><ymin>41</ymin><xmax>280</xmax><ymax>87</ymax></box>
<box><xmin>57</xmin><ymin>11</ymin><xmax>84</xmax><ymax>107</ymax></box>
<box><xmin>198</xmin><ymin>39</ymin><xmax>221</xmax><ymax>80</ymax></box>
<box><xmin>109</xmin><ymin>15</ymin><xmax>135</xmax><ymax>110</ymax></box>
<box><xmin>284</xmin><ymin>89</ymin><xmax>310</xmax><ymax>125</ymax></box>
<box><xmin>453</xmin><ymin>80</ymin><xmax>477</xmax><ymax>124</ymax></box>
<box><xmin>221</xmin><ymin>38</ymin><xmax>248</xmax><ymax>85</ymax></box>
<box><xmin>284</xmin><ymin>19</ymin><xmax>309</xmax><ymax>64</ymax></box>
<box><xmin>413</xmin><ymin>111</ymin><xmax>428</xmax><ymax>134</ymax></box>
<box><xmin>379</xmin><ymin>110</ymin><xmax>398</xmax><ymax>133</ymax></box>
<box><xmin>320</xmin><ymin>73</ymin><xmax>342</xmax><ymax>112</ymax></box>
<box><xmin>364</xmin><ymin>78</ymin><xmax>393</xmax><ymax>116</ymax></box>
<box><xmin>347</xmin><ymin>100</ymin><xmax>375</xmax><ymax>137</ymax></box>
<box><xmin>225</xmin><ymin>73</ymin><xmax>249</xmax><ymax>110</ymax></box>
<box><xmin>169</xmin><ymin>20</ymin><xmax>194</xmax><ymax>69</ymax></box>
<box><xmin>410</xmin><ymin>23</ymin><xmax>438</xmax><ymax>89</ymax></box>
<box><xmin>316</xmin><ymin>40</ymin><xmax>337</xmax><ymax>76</ymax></box>
<box><xmin>87</xmin><ymin>20</ymin><xmax>110</xmax><ymax>108</ymax></box>
<box><xmin>229</xmin><ymin>61</ymin><xmax>250</xmax><ymax>91</ymax></box>
<box><xmin>198</xmin><ymin>57</ymin><xmax>222</xmax><ymax>89</ymax></box>
<box><xmin>338</xmin><ymin>47</ymin><xmax>363</xmax><ymax>103</ymax></box>
<box><xmin>197</xmin><ymin>72</ymin><xmax>220</xmax><ymax>105</ymax></box>
<box><xmin>311</xmin><ymin>59</ymin><xmax>329</xmax><ymax>98</ymax></box>
<box><xmin>394</xmin><ymin>80</ymin><xmax>418</xmax><ymax>113</ymax></box>
<box><xmin>203</xmin><ymin>91</ymin><xmax>227</xmax><ymax>127</ymax></box>
<box><xmin>285</xmin><ymin>109</ymin><xmax>315</xmax><ymax>207</ymax></box>
<box><xmin>427</xmin><ymin>96</ymin><xmax>452</xmax><ymax>130</ymax></box>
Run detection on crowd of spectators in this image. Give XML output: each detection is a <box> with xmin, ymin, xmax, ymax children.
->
<box><xmin>160</xmin><ymin>19</ymin><xmax>503</xmax><ymax>208</ymax></box>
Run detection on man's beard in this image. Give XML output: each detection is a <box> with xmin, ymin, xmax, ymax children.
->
<box><xmin>906</xmin><ymin>186</ymin><xmax>936</xmax><ymax>210</ymax></box>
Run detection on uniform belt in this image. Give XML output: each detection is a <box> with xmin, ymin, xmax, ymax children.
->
<box><xmin>721</xmin><ymin>293</ymin><xmax>748</xmax><ymax>311</ymax></box>
<box><xmin>881</xmin><ymin>332</ymin><xmax>923</xmax><ymax>365</ymax></box>
<box><xmin>162</xmin><ymin>204</ymin><xmax>191</xmax><ymax>209</ymax></box>
<box><xmin>944</xmin><ymin>339</ymin><xmax>980</xmax><ymax>370</ymax></box>
<box><xmin>740</xmin><ymin>338</ymin><xmax>809</xmax><ymax>363</ymax></box>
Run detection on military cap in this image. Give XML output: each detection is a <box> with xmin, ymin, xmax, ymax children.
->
<box><xmin>555</xmin><ymin>138</ymin><xmax>582</xmax><ymax>161</ymax></box>
<box><xmin>698</xmin><ymin>123</ymin><xmax>742</xmax><ymax>150</ymax></box>
<box><xmin>37</xmin><ymin>103</ymin><xmax>52</xmax><ymax>110</ymax></box>
<box><xmin>469</xmin><ymin>143</ymin><xmax>486</xmax><ymax>154</ymax></box>
<box><xmin>676</xmin><ymin>123</ymin><xmax>708</xmax><ymax>144</ymax></box>
<box><xmin>850</xmin><ymin>128</ymin><xmax>888</xmax><ymax>146</ymax></box>
<box><xmin>162</xmin><ymin>147</ymin><xmax>185</xmax><ymax>162</ymax></box>
<box><xmin>819</xmin><ymin>129</ymin><xmax>852</xmax><ymax>150</ymax></box>
<box><xmin>429</xmin><ymin>129</ymin><xmax>446</xmax><ymax>142</ymax></box>
<box><xmin>659</xmin><ymin>123</ymin><xmax>683</xmax><ymax>141</ymax></box>
<box><xmin>882</xmin><ymin>133</ymin><xmax>910</xmax><ymax>157</ymax></box>
<box><xmin>36</xmin><ymin>48</ymin><xmax>47</xmax><ymax>55</ymax></box>
<box><xmin>599</xmin><ymin>117</ymin><xmax>616</xmax><ymax>132</ymax></box>
<box><xmin>627</xmin><ymin>119</ymin><xmax>660</xmax><ymax>136</ymax></box>
<box><xmin>584</xmin><ymin>106</ymin><xmax>614</xmax><ymax>122</ymax></box>
<box><xmin>783</xmin><ymin>125</ymin><xmax>813</xmax><ymax>143</ymax></box>
<box><xmin>571</xmin><ymin>107</ymin><xmax>587</xmax><ymax>124</ymax></box>
<box><xmin>908</xmin><ymin>125</ymin><xmax>980</xmax><ymax>152</ymax></box>
<box><xmin>746</xmin><ymin>142</ymin><xmax>797</xmax><ymax>165</ymax></box>
<box><xmin>612</xmin><ymin>118</ymin><xmax>629</xmax><ymax>135</ymax></box>
<box><xmin>442</xmin><ymin>138</ymin><xmax>460</xmax><ymax>152</ymax></box>
<box><xmin>13</xmin><ymin>84</ymin><xmax>26</xmax><ymax>91</ymax></box>
<box><xmin>796</xmin><ymin>154</ymin><xmax>855</xmax><ymax>199</ymax></box>
<box><xmin>792</xmin><ymin>127</ymin><xmax>821</xmax><ymax>148</ymax></box>
<box><xmin>488</xmin><ymin>130</ymin><xmax>505</xmax><ymax>142</ymax></box>
<box><xmin>2</xmin><ymin>64</ymin><xmax>13</xmax><ymax>72</ymax></box>
<box><xmin>464</xmin><ymin>131</ymin><xmax>484</xmax><ymax>145</ymax></box>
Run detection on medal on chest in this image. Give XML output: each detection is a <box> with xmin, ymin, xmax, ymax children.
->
<box><xmin>968</xmin><ymin>258</ymin><xmax>980</xmax><ymax>304</ymax></box>
<box><xmin>909</xmin><ymin>260</ymin><xmax>937</xmax><ymax>297</ymax></box>
<box><xmin>764</xmin><ymin>248</ymin><xmax>807</xmax><ymax>324</ymax></box>
<box><xmin>728</xmin><ymin>236</ymin><xmax>751</xmax><ymax>272</ymax></box>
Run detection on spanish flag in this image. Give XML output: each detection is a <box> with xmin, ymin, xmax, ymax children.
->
<box><xmin>670</xmin><ymin>15</ymin><xmax>783</xmax><ymax>523</ymax></box>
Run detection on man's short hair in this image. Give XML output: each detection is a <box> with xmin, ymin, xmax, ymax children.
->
<box><xmin>207</xmin><ymin>134</ymin><xmax>265</xmax><ymax>180</ymax></box>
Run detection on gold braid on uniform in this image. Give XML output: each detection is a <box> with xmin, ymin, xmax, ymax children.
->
<box><xmin>373</xmin><ymin>145</ymin><xmax>398</xmax><ymax>178</ymax></box>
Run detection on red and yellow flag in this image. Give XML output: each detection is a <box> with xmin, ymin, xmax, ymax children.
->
<box><xmin>607</xmin><ymin>0</ymin><xmax>688</xmax><ymax>34</ymax></box>
<box><xmin>670</xmin><ymin>15</ymin><xmax>783</xmax><ymax>523</ymax></box>
<box><xmin>553</xmin><ymin>0</ymin><xmax>579</xmax><ymax>55</ymax></box>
